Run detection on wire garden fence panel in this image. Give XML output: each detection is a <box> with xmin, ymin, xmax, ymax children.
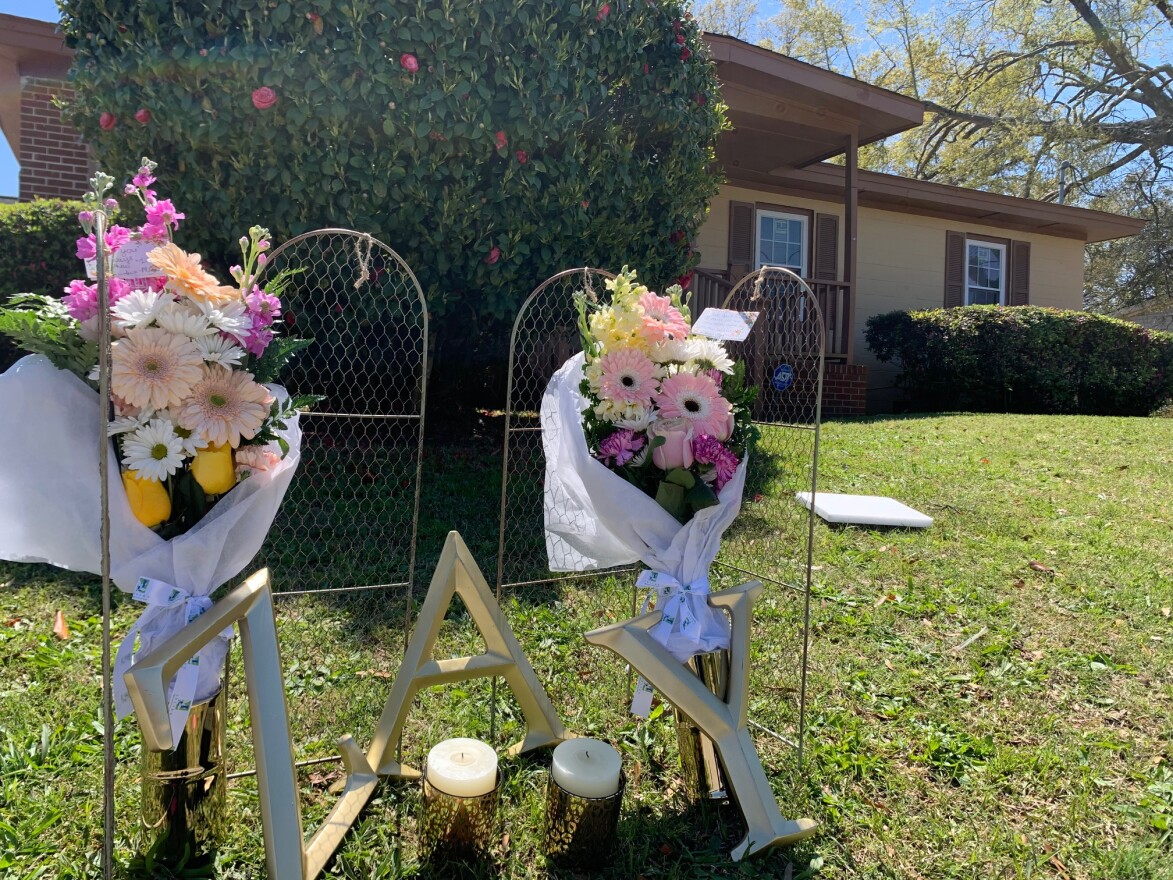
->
<box><xmin>253</xmin><ymin>229</ymin><xmax>428</xmax><ymax>601</ymax></box>
<box><xmin>715</xmin><ymin>266</ymin><xmax>824</xmax><ymax>758</ymax></box>
<box><xmin>494</xmin><ymin>265</ymin><xmax>823</xmax><ymax>762</ymax></box>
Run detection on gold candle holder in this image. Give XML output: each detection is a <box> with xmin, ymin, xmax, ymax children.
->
<box><xmin>140</xmin><ymin>687</ymin><xmax>227</xmax><ymax>862</ymax></box>
<box><xmin>419</xmin><ymin>770</ymin><xmax>501</xmax><ymax>861</ymax></box>
<box><xmin>542</xmin><ymin>771</ymin><xmax>625</xmax><ymax>867</ymax></box>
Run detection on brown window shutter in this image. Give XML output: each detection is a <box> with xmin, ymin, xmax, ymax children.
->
<box><xmin>944</xmin><ymin>230</ymin><xmax>965</xmax><ymax>308</ymax></box>
<box><xmin>814</xmin><ymin>213</ymin><xmax>839</xmax><ymax>280</ymax></box>
<box><xmin>1009</xmin><ymin>240</ymin><xmax>1030</xmax><ymax>305</ymax></box>
<box><xmin>728</xmin><ymin>201</ymin><xmax>755</xmax><ymax>282</ymax></box>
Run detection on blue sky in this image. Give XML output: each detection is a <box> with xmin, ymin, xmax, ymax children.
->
<box><xmin>3</xmin><ymin>0</ymin><xmax>61</xmax><ymax>197</ymax></box>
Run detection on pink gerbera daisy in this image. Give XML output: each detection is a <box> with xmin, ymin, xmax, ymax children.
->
<box><xmin>175</xmin><ymin>365</ymin><xmax>273</xmax><ymax>448</ymax></box>
<box><xmin>111</xmin><ymin>327</ymin><xmax>204</xmax><ymax>410</ymax></box>
<box><xmin>654</xmin><ymin>372</ymin><xmax>733</xmax><ymax>439</ymax></box>
<box><xmin>598</xmin><ymin>348</ymin><xmax>660</xmax><ymax>405</ymax></box>
<box><xmin>637</xmin><ymin>291</ymin><xmax>689</xmax><ymax>346</ymax></box>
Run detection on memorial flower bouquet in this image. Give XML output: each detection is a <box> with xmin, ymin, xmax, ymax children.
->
<box><xmin>575</xmin><ymin>268</ymin><xmax>757</xmax><ymax>524</ymax></box>
<box><xmin>0</xmin><ymin>160</ymin><xmax>315</xmax><ymax>742</ymax></box>
<box><xmin>542</xmin><ymin>267</ymin><xmax>758</xmax><ymax>673</ymax></box>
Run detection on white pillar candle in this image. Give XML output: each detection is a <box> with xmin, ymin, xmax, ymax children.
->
<box><xmin>426</xmin><ymin>738</ymin><xmax>498</xmax><ymax>797</ymax></box>
<box><xmin>551</xmin><ymin>738</ymin><xmax>622</xmax><ymax>799</ymax></box>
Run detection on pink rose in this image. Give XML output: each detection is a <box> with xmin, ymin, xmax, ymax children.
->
<box><xmin>99</xmin><ymin>112</ymin><xmax>116</xmax><ymax>131</ymax></box>
<box><xmin>650</xmin><ymin>418</ymin><xmax>695</xmax><ymax>470</ymax></box>
<box><xmin>400</xmin><ymin>53</ymin><xmax>419</xmax><ymax>73</ymax></box>
<box><xmin>494</xmin><ymin>130</ymin><xmax>507</xmax><ymax>149</ymax></box>
<box><xmin>712</xmin><ymin>411</ymin><xmax>735</xmax><ymax>442</ymax></box>
<box><xmin>134</xmin><ymin>107</ymin><xmax>152</xmax><ymax>125</ymax></box>
<box><xmin>484</xmin><ymin>246</ymin><xmax>501</xmax><ymax>265</ymax></box>
<box><xmin>515</xmin><ymin>150</ymin><xmax>528</xmax><ymax>164</ymax></box>
<box><xmin>252</xmin><ymin>87</ymin><xmax>278</xmax><ymax>110</ymax></box>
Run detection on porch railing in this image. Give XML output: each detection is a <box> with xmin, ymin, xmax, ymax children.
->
<box><xmin>692</xmin><ymin>269</ymin><xmax>852</xmax><ymax>360</ymax></box>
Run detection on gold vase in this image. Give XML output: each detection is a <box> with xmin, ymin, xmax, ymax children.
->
<box><xmin>674</xmin><ymin>648</ymin><xmax>730</xmax><ymax>802</ymax></box>
<box><xmin>140</xmin><ymin>688</ymin><xmax>227</xmax><ymax>863</ymax></box>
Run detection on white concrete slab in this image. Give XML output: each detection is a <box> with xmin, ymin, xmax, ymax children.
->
<box><xmin>796</xmin><ymin>492</ymin><xmax>933</xmax><ymax>528</ymax></box>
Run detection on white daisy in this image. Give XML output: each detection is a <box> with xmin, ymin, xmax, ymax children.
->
<box><xmin>685</xmin><ymin>336</ymin><xmax>735</xmax><ymax>374</ymax></box>
<box><xmin>173</xmin><ymin>423</ymin><xmax>204</xmax><ymax>456</ymax></box>
<box><xmin>121</xmin><ymin>418</ymin><xmax>186</xmax><ymax>481</ymax></box>
<box><xmin>112</xmin><ymin>289</ymin><xmax>171</xmax><ymax>330</ymax></box>
<box><xmin>196</xmin><ymin>334</ymin><xmax>245</xmax><ymax>368</ymax></box>
<box><xmin>195</xmin><ymin>298</ymin><xmax>251</xmax><ymax>341</ymax></box>
<box><xmin>156</xmin><ymin>301</ymin><xmax>217</xmax><ymax>338</ymax></box>
<box><xmin>108</xmin><ymin>413</ymin><xmax>148</xmax><ymax>437</ymax></box>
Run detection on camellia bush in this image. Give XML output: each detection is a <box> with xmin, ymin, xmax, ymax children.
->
<box><xmin>58</xmin><ymin>0</ymin><xmax>725</xmax><ymax>351</ymax></box>
<box><xmin>865</xmin><ymin>306</ymin><xmax>1173</xmax><ymax>416</ymax></box>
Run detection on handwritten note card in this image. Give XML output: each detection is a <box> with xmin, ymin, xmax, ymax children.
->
<box><xmin>691</xmin><ymin>308</ymin><xmax>760</xmax><ymax>342</ymax></box>
<box><xmin>85</xmin><ymin>239</ymin><xmax>160</xmax><ymax>281</ymax></box>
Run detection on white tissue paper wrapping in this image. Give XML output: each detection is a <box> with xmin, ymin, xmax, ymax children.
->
<box><xmin>541</xmin><ymin>352</ymin><xmax>746</xmax><ymax>664</ymax></box>
<box><xmin>0</xmin><ymin>355</ymin><xmax>301</xmax><ymax>742</ymax></box>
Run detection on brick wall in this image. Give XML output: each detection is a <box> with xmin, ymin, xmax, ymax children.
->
<box><xmin>18</xmin><ymin>76</ymin><xmax>89</xmax><ymax>201</ymax></box>
<box><xmin>821</xmin><ymin>362</ymin><xmax>867</xmax><ymax>417</ymax></box>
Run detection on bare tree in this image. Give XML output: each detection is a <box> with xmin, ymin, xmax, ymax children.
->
<box><xmin>692</xmin><ymin>0</ymin><xmax>760</xmax><ymax>41</ymax></box>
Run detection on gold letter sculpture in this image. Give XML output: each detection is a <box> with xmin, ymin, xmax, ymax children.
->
<box><xmin>585</xmin><ymin>580</ymin><xmax>817</xmax><ymax>861</ymax></box>
<box><xmin>367</xmin><ymin>530</ymin><xmax>568</xmax><ymax>778</ymax></box>
<box><xmin>123</xmin><ymin>569</ymin><xmax>377</xmax><ymax>880</ymax></box>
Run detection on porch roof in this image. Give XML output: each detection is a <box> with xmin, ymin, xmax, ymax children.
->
<box><xmin>704</xmin><ymin>32</ymin><xmax>924</xmax><ymax>172</ymax></box>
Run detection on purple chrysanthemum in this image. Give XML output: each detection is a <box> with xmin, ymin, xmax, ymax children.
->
<box><xmin>596</xmin><ymin>429</ymin><xmax>646</xmax><ymax>467</ymax></box>
<box><xmin>692</xmin><ymin>434</ymin><xmax>740</xmax><ymax>491</ymax></box>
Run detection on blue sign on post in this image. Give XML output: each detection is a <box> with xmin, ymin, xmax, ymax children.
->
<box><xmin>771</xmin><ymin>364</ymin><xmax>794</xmax><ymax>392</ymax></box>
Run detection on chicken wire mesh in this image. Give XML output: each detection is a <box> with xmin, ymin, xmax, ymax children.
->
<box><xmin>494</xmin><ymin>264</ymin><xmax>823</xmax><ymax>763</ymax></box>
<box><xmin>716</xmin><ymin>265</ymin><xmax>824</xmax><ymax>757</ymax></box>
<box><xmin>251</xmin><ymin>229</ymin><xmax>427</xmax><ymax>601</ymax></box>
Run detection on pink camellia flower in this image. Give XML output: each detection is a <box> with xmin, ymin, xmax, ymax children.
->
<box><xmin>596</xmin><ymin>428</ymin><xmax>644</xmax><ymax>467</ymax></box>
<box><xmin>251</xmin><ymin>87</ymin><xmax>278</xmax><ymax>110</ymax></box>
<box><xmin>515</xmin><ymin>150</ymin><xmax>528</xmax><ymax>164</ymax></box>
<box><xmin>681</xmin><ymin>47</ymin><xmax>692</xmax><ymax>62</ymax></box>
<box><xmin>400</xmin><ymin>53</ymin><xmax>419</xmax><ymax>73</ymax></box>
<box><xmin>649</xmin><ymin>417</ymin><xmax>695</xmax><ymax>470</ymax></box>
<box><xmin>642</xmin><ymin>62</ymin><xmax>650</xmax><ymax>74</ymax></box>
<box><xmin>596</xmin><ymin>3</ymin><xmax>611</xmax><ymax>20</ymax></box>
<box><xmin>484</xmin><ymin>246</ymin><xmax>501</xmax><ymax>265</ymax></box>
<box><xmin>134</xmin><ymin>108</ymin><xmax>152</xmax><ymax>125</ymax></box>
<box><xmin>494</xmin><ymin>130</ymin><xmax>507</xmax><ymax>149</ymax></box>
<box><xmin>676</xmin><ymin>33</ymin><xmax>686</xmax><ymax>44</ymax></box>
<box><xmin>99</xmin><ymin>112</ymin><xmax>117</xmax><ymax>130</ymax></box>
<box><xmin>675</xmin><ymin>271</ymin><xmax>693</xmax><ymax>290</ymax></box>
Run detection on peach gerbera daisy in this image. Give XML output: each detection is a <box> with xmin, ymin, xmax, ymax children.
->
<box><xmin>175</xmin><ymin>365</ymin><xmax>273</xmax><ymax>448</ymax></box>
<box><xmin>147</xmin><ymin>243</ymin><xmax>238</xmax><ymax>306</ymax></box>
<box><xmin>111</xmin><ymin>327</ymin><xmax>204</xmax><ymax>410</ymax></box>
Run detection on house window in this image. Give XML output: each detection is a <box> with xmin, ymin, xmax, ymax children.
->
<box><xmin>756</xmin><ymin>210</ymin><xmax>808</xmax><ymax>276</ymax></box>
<box><xmin>966</xmin><ymin>241</ymin><xmax>1006</xmax><ymax>305</ymax></box>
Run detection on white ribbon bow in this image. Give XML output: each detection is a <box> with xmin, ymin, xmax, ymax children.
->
<box><xmin>629</xmin><ymin>569</ymin><xmax>730</xmax><ymax>717</ymax></box>
<box><xmin>113</xmin><ymin>577</ymin><xmax>233</xmax><ymax>748</ymax></box>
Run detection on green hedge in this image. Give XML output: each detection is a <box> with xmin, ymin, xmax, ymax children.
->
<box><xmin>864</xmin><ymin>306</ymin><xmax>1173</xmax><ymax>416</ymax></box>
<box><xmin>0</xmin><ymin>200</ymin><xmax>86</xmax><ymax>371</ymax></box>
<box><xmin>59</xmin><ymin>0</ymin><xmax>725</xmax><ymax>332</ymax></box>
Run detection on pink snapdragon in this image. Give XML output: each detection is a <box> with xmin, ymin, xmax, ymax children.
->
<box><xmin>75</xmin><ymin>225</ymin><xmax>132</xmax><ymax>260</ymax></box>
<box><xmin>597</xmin><ymin>429</ymin><xmax>645</xmax><ymax>467</ymax></box>
<box><xmin>63</xmin><ymin>280</ymin><xmax>99</xmax><ymax>321</ymax></box>
<box><xmin>241</xmin><ymin>325</ymin><xmax>274</xmax><ymax>357</ymax></box>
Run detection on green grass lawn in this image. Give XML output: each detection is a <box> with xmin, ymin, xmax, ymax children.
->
<box><xmin>2</xmin><ymin>413</ymin><xmax>1172</xmax><ymax>879</ymax></box>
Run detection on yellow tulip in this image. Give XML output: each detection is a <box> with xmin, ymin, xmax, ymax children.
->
<box><xmin>122</xmin><ymin>471</ymin><xmax>171</xmax><ymax>528</ymax></box>
<box><xmin>190</xmin><ymin>443</ymin><xmax>236</xmax><ymax>496</ymax></box>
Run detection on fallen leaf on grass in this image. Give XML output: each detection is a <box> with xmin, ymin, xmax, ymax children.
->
<box><xmin>874</xmin><ymin>593</ymin><xmax>895</xmax><ymax>608</ymax></box>
<box><xmin>355</xmin><ymin>670</ymin><xmax>393</xmax><ymax>679</ymax></box>
<box><xmin>307</xmin><ymin>769</ymin><xmax>343</xmax><ymax>788</ymax></box>
<box><xmin>1013</xmin><ymin>578</ymin><xmax>1026</xmax><ymax>588</ymax></box>
<box><xmin>1162</xmin><ymin>607</ymin><xmax>1170</xmax><ymax>618</ymax></box>
<box><xmin>53</xmin><ymin>610</ymin><xmax>69</xmax><ymax>640</ymax></box>
<box><xmin>4</xmin><ymin>617</ymin><xmax>21</xmax><ymax>627</ymax></box>
<box><xmin>1028</xmin><ymin>561</ymin><xmax>1056</xmax><ymax>575</ymax></box>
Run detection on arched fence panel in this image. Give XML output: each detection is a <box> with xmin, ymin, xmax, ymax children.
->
<box><xmin>715</xmin><ymin>265</ymin><xmax>824</xmax><ymax>761</ymax></box>
<box><xmin>252</xmin><ymin>229</ymin><xmax>428</xmax><ymax>599</ymax></box>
